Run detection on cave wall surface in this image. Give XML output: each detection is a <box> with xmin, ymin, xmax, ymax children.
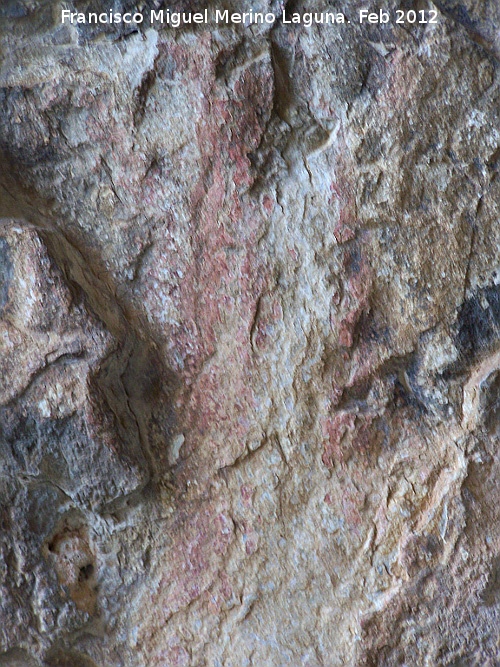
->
<box><xmin>1</xmin><ymin>1</ymin><xmax>500</xmax><ymax>665</ymax></box>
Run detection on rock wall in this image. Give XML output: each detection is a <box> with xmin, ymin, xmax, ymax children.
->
<box><xmin>1</xmin><ymin>1</ymin><xmax>500</xmax><ymax>665</ymax></box>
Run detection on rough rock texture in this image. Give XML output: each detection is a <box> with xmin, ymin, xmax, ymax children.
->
<box><xmin>1</xmin><ymin>1</ymin><xmax>500</xmax><ymax>665</ymax></box>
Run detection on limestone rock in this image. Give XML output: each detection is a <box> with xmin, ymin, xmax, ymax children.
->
<box><xmin>1</xmin><ymin>1</ymin><xmax>500</xmax><ymax>665</ymax></box>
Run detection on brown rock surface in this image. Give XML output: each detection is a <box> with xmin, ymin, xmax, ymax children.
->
<box><xmin>1</xmin><ymin>1</ymin><xmax>500</xmax><ymax>665</ymax></box>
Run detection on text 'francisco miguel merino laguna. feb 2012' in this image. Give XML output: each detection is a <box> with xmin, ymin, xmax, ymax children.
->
<box><xmin>60</xmin><ymin>8</ymin><xmax>440</xmax><ymax>27</ymax></box>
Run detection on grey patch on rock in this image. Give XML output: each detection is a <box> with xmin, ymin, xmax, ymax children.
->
<box><xmin>0</xmin><ymin>648</ymin><xmax>39</xmax><ymax>666</ymax></box>
<box><xmin>455</xmin><ymin>285</ymin><xmax>500</xmax><ymax>363</ymax></box>
<box><xmin>482</xmin><ymin>555</ymin><xmax>500</xmax><ymax>607</ymax></box>
<box><xmin>0</xmin><ymin>237</ymin><xmax>12</xmax><ymax>316</ymax></box>
<box><xmin>0</xmin><ymin>1</ymin><xmax>29</xmax><ymax>20</ymax></box>
<box><xmin>44</xmin><ymin>649</ymin><xmax>100</xmax><ymax>667</ymax></box>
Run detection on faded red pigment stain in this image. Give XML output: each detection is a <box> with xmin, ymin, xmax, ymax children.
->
<box><xmin>119</xmin><ymin>33</ymin><xmax>274</xmax><ymax>490</ymax></box>
<box><xmin>328</xmin><ymin>122</ymin><xmax>360</xmax><ymax>244</ymax></box>
<box><xmin>240</xmin><ymin>484</ymin><xmax>255</xmax><ymax>507</ymax></box>
<box><xmin>330</xmin><ymin>179</ymin><xmax>356</xmax><ymax>244</ymax></box>
<box><xmin>207</xmin><ymin>569</ymin><xmax>234</xmax><ymax>614</ymax></box>
<box><xmin>240</xmin><ymin>518</ymin><xmax>260</xmax><ymax>556</ymax></box>
<box><xmin>135</xmin><ymin>40</ymin><xmax>275</xmax><ymax>659</ymax></box>
<box><xmin>351</xmin><ymin>416</ymin><xmax>378</xmax><ymax>456</ymax></box>
<box><xmin>151</xmin><ymin>506</ymin><xmax>234</xmax><ymax>620</ymax></box>
<box><xmin>163</xmin><ymin>43</ymin><xmax>274</xmax><ymax>487</ymax></box>
<box><xmin>321</xmin><ymin>411</ymin><xmax>356</xmax><ymax>469</ymax></box>
<box><xmin>137</xmin><ymin>502</ymin><xmax>236</xmax><ymax>664</ymax></box>
<box><xmin>323</xmin><ymin>240</ymin><xmax>382</xmax><ymax>469</ymax></box>
<box><xmin>342</xmin><ymin>487</ymin><xmax>364</xmax><ymax>531</ymax></box>
<box><xmin>262</xmin><ymin>194</ymin><xmax>275</xmax><ymax>213</ymax></box>
<box><xmin>321</xmin><ymin>409</ymin><xmax>380</xmax><ymax>470</ymax></box>
<box><xmin>336</xmin><ymin>245</ymin><xmax>372</xmax><ymax>349</ymax></box>
<box><xmin>154</xmin><ymin>641</ymin><xmax>190</xmax><ymax>667</ymax></box>
<box><xmin>383</xmin><ymin>45</ymin><xmax>422</xmax><ymax>115</ymax></box>
<box><xmin>251</xmin><ymin>293</ymin><xmax>283</xmax><ymax>352</ymax></box>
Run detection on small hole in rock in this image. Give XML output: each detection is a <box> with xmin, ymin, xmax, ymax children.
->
<box><xmin>78</xmin><ymin>563</ymin><xmax>94</xmax><ymax>581</ymax></box>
